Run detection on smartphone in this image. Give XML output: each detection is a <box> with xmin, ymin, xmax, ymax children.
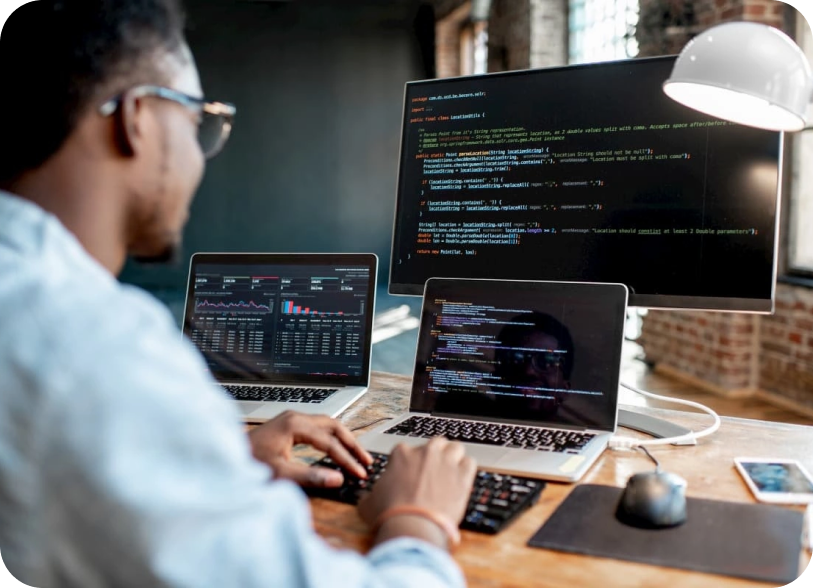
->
<box><xmin>734</xmin><ymin>457</ymin><xmax>813</xmax><ymax>504</ymax></box>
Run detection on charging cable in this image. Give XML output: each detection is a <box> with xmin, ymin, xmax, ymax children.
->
<box><xmin>608</xmin><ymin>381</ymin><xmax>721</xmax><ymax>449</ymax></box>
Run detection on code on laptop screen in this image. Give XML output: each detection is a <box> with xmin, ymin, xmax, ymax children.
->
<box><xmin>411</xmin><ymin>278</ymin><xmax>627</xmax><ymax>430</ymax></box>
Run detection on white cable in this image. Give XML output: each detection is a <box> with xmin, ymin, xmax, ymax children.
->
<box><xmin>608</xmin><ymin>381</ymin><xmax>722</xmax><ymax>449</ymax></box>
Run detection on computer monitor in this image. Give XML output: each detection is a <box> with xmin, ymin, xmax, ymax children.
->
<box><xmin>389</xmin><ymin>56</ymin><xmax>782</xmax><ymax>312</ymax></box>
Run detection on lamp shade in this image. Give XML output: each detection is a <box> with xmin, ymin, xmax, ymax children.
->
<box><xmin>663</xmin><ymin>22</ymin><xmax>813</xmax><ymax>131</ymax></box>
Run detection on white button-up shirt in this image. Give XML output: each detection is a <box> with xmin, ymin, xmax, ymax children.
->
<box><xmin>0</xmin><ymin>191</ymin><xmax>465</xmax><ymax>588</ymax></box>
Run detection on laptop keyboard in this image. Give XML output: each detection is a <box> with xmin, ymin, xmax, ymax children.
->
<box><xmin>222</xmin><ymin>385</ymin><xmax>338</xmax><ymax>404</ymax></box>
<box><xmin>306</xmin><ymin>451</ymin><xmax>545</xmax><ymax>534</ymax></box>
<box><xmin>384</xmin><ymin>416</ymin><xmax>595</xmax><ymax>454</ymax></box>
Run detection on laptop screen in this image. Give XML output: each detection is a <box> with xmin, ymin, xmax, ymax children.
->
<box><xmin>410</xmin><ymin>278</ymin><xmax>627</xmax><ymax>431</ymax></box>
<box><xmin>183</xmin><ymin>253</ymin><xmax>377</xmax><ymax>386</ymax></box>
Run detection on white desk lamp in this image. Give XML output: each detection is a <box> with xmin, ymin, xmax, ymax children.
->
<box><xmin>614</xmin><ymin>21</ymin><xmax>813</xmax><ymax>446</ymax></box>
<box><xmin>663</xmin><ymin>21</ymin><xmax>813</xmax><ymax>131</ymax></box>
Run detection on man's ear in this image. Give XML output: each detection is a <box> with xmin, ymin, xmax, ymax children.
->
<box><xmin>112</xmin><ymin>91</ymin><xmax>143</xmax><ymax>158</ymax></box>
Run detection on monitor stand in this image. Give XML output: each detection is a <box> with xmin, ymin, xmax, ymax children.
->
<box><xmin>618</xmin><ymin>408</ymin><xmax>696</xmax><ymax>446</ymax></box>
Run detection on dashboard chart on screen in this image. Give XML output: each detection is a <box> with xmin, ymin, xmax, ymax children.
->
<box><xmin>186</xmin><ymin>261</ymin><xmax>373</xmax><ymax>379</ymax></box>
<box><xmin>389</xmin><ymin>56</ymin><xmax>782</xmax><ymax>311</ymax></box>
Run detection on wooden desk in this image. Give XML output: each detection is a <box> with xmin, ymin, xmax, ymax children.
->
<box><xmin>308</xmin><ymin>372</ymin><xmax>813</xmax><ymax>587</ymax></box>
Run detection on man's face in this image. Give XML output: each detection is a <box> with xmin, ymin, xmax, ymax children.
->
<box><xmin>127</xmin><ymin>45</ymin><xmax>206</xmax><ymax>263</ymax></box>
<box><xmin>505</xmin><ymin>332</ymin><xmax>570</xmax><ymax>390</ymax></box>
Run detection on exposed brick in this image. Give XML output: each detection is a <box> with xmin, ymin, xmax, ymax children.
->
<box><xmin>762</xmin><ymin>325</ymin><xmax>788</xmax><ymax>339</ymax></box>
<box><xmin>763</xmin><ymin>341</ymin><xmax>792</xmax><ymax>356</ymax></box>
<box><xmin>743</xmin><ymin>4</ymin><xmax>766</xmax><ymax>16</ymax></box>
<box><xmin>719</xmin><ymin>336</ymin><xmax>752</xmax><ymax>347</ymax></box>
<box><xmin>794</xmin><ymin>349</ymin><xmax>813</xmax><ymax>365</ymax></box>
<box><xmin>796</xmin><ymin>319</ymin><xmax>813</xmax><ymax>331</ymax></box>
<box><xmin>767</xmin><ymin>314</ymin><xmax>789</xmax><ymax>324</ymax></box>
<box><xmin>776</xmin><ymin>298</ymin><xmax>794</xmax><ymax>310</ymax></box>
<box><xmin>731</xmin><ymin>323</ymin><xmax>755</xmax><ymax>335</ymax></box>
<box><xmin>789</xmin><ymin>332</ymin><xmax>804</xmax><ymax>344</ymax></box>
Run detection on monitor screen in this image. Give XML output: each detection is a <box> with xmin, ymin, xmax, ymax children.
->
<box><xmin>389</xmin><ymin>56</ymin><xmax>782</xmax><ymax>311</ymax></box>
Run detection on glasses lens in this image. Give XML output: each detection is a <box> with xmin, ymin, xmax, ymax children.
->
<box><xmin>198</xmin><ymin>111</ymin><xmax>230</xmax><ymax>158</ymax></box>
<box><xmin>531</xmin><ymin>353</ymin><xmax>562</xmax><ymax>372</ymax></box>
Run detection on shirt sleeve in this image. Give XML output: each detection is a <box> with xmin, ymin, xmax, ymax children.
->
<box><xmin>41</xmin><ymin>289</ymin><xmax>465</xmax><ymax>588</ymax></box>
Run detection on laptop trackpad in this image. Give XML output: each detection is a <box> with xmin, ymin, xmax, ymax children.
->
<box><xmin>237</xmin><ymin>402</ymin><xmax>264</xmax><ymax>416</ymax></box>
<box><xmin>461</xmin><ymin>443</ymin><xmax>510</xmax><ymax>465</ymax></box>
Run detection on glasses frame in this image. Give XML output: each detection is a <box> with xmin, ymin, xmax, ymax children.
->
<box><xmin>507</xmin><ymin>350</ymin><xmax>565</xmax><ymax>373</ymax></box>
<box><xmin>98</xmin><ymin>85</ymin><xmax>236</xmax><ymax>159</ymax></box>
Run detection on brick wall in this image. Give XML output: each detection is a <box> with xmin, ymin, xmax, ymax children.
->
<box><xmin>759</xmin><ymin>284</ymin><xmax>813</xmax><ymax>410</ymax></box>
<box><xmin>637</xmin><ymin>0</ymin><xmax>787</xmax><ymax>56</ymax></box>
<box><xmin>636</xmin><ymin>0</ymin><xmax>813</xmax><ymax>412</ymax></box>
<box><xmin>639</xmin><ymin>310</ymin><xmax>758</xmax><ymax>392</ymax></box>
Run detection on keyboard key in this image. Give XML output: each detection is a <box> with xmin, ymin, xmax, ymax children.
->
<box><xmin>222</xmin><ymin>385</ymin><xmax>338</xmax><ymax>404</ymax></box>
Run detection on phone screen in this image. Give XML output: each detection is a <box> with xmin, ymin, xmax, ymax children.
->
<box><xmin>741</xmin><ymin>461</ymin><xmax>813</xmax><ymax>494</ymax></box>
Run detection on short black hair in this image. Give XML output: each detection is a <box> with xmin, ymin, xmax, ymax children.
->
<box><xmin>0</xmin><ymin>0</ymin><xmax>186</xmax><ymax>182</ymax></box>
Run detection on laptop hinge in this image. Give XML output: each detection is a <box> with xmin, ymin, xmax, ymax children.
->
<box><xmin>429</xmin><ymin>411</ymin><xmax>589</xmax><ymax>432</ymax></box>
<box><xmin>218</xmin><ymin>380</ymin><xmax>346</xmax><ymax>388</ymax></box>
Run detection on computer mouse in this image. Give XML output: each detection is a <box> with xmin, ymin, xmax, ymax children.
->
<box><xmin>616</xmin><ymin>470</ymin><xmax>688</xmax><ymax>529</ymax></box>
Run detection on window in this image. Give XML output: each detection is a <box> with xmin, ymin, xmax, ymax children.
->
<box><xmin>568</xmin><ymin>0</ymin><xmax>639</xmax><ymax>65</ymax></box>
<box><xmin>788</xmin><ymin>17</ymin><xmax>813</xmax><ymax>275</ymax></box>
<box><xmin>460</xmin><ymin>21</ymin><xmax>489</xmax><ymax>76</ymax></box>
<box><xmin>436</xmin><ymin>1</ymin><xmax>488</xmax><ymax>78</ymax></box>
<box><xmin>473</xmin><ymin>23</ymin><xmax>488</xmax><ymax>74</ymax></box>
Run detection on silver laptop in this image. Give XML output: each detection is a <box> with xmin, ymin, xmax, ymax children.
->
<box><xmin>359</xmin><ymin>277</ymin><xmax>627</xmax><ymax>482</ymax></box>
<box><xmin>182</xmin><ymin>252</ymin><xmax>378</xmax><ymax>422</ymax></box>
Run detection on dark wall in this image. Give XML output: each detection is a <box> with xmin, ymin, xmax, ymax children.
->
<box><xmin>120</xmin><ymin>0</ymin><xmax>433</xmax><ymax>293</ymax></box>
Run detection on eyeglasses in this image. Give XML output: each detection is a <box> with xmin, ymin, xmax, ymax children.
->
<box><xmin>506</xmin><ymin>350</ymin><xmax>565</xmax><ymax>372</ymax></box>
<box><xmin>99</xmin><ymin>85</ymin><xmax>236</xmax><ymax>159</ymax></box>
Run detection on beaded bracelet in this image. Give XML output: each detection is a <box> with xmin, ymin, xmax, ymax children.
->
<box><xmin>373</xmin><ymin>504</ymin><xmax>461</xmax><ymax>548</ymax></box>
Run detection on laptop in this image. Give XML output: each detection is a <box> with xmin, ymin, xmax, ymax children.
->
<box><xmin>182</xmin><ymin>252</ymin><xmax>378</xmax><ymax>422</ymax></box>
<box><xmin>359</xmin><ymin>277</ymin><xmax>628</xmax><ymax>482</ymax></box>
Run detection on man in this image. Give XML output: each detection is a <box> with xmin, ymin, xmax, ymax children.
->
<box><xmin>0</xmin><ymin>2</ymin><xmax>476</xmax><ymax>587</ymax></box>
<box><xmin>495</xmin><ymin>312</ymin><xmax>575</xmax><ymax>399</ymax></box>
<box><xmin>494</xmin><ymin>312</ymin><xmax>610</xmax><ymax>427</ymax></box>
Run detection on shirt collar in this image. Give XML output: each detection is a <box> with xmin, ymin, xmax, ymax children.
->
<box><xmin>0</xmin><ymin>190</ymin><xmax>114</xmax><ymax>283</ymax></box>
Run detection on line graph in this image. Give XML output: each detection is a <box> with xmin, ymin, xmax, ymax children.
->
<box><xmin>195</xmin><ymin>299</ymin><xmax>272</xmax><ymax>313</ymax></box>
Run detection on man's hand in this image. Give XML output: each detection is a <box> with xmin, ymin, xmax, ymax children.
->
<box><xmin>358</xmin><ymin>437</ymin><xmax>477</xmax><ymax>548</ymax></box>
<box><xmin>249</xmin><ymin>411</ymin><xmax>372</xmax><ymax>488</ymax></box>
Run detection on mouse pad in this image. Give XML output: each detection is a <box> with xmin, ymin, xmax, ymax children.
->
<box><xmin>527</xmin><ymin>484</ymin><xmax>805</xmax><ymax>585</ymax></box>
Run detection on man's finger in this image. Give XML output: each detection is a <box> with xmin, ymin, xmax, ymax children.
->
<box><xmin>293</xmin><ymin>426</ymin><xmax>369</xmax><ymax>479</ymax></box>
<box><xmin>321</xmin><ymin>435</ymin><xmax>369</xmax><ymax>479</ymax></box>
<box><xmin>272</xmin><ymin>461</ymin><xmax>344</xmax><ymax>488</ymax></box>
<box><xmin>330</xmin><ymin>421</ymin><xmax>373</xmax><ymax>466</ymax></box>
<box><xmin>443</xmin><ymin>440</ymin><xmax>466</xmax><ymax>462</ymax></box>
<box><xmin>288</xmin><ymin>415</ymin><xmax>372</xmax><ymax>468</ymax></box>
